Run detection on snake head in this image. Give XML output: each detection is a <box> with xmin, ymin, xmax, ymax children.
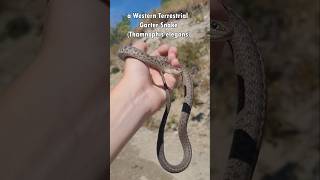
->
<box><xmin>211</xmin><ymin>20</ymin><xmax>233</xmax><ymax>41</ymax></box>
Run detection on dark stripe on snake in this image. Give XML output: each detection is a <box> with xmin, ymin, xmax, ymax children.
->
<box><xmin>118</xmin><ymin>46</ymin><xmax>193</xmax><ymax>173</ymax></box>
<box><xmin>229</xmin><ymin>129</ymin><xmax>258</xmax><ymax>166</ymax></box>
<box><xmin>237</xmin><ymin>75</ymin><xmax>245</xmax><ymax>113</ymax></box>
<box><xmin>156</xmin><ymin>107</ymin><xmax>169</xmax><ymax>155</ymax></box>
<box><xmin>182</xmin><ymin>103</ymin><xmax>191</xmax><ymax>114</ymax></box>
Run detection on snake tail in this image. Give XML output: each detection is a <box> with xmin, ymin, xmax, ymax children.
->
<box><xmin>118</xmin><ymin>46</ymin><xmax>194</xmax><ymax>173</ymax></box>
<box><xmin>157</xmin><ymin>70</ymin><xmax>193</xmax><ymax>173</ymax></box>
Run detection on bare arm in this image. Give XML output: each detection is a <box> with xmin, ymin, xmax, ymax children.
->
<box><xmin>110</xmin><ymin>0</ymin><xmax>228</xmax><ymax>162</ymax></box>
<box><xmin>110</xmin><ymin>42</ymin><xmax>179</xmax><ymax>162</ymax></box>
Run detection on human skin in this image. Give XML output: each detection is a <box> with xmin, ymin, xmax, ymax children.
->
<box><xmin>110</xmin><ymin>42</ymin><xmax>180</xmax><ymax>162</ymax></box>
<box><xmin>110</xmin><ymin>0</ymin><xmax>228</xmax><ymax>162</ymax></box>
<box><xmin>0</xmin><ymin>0</ymin><xmax>228</xmax><ymax>178</ymax></box>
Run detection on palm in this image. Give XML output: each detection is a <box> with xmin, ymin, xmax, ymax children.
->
<box><xmin>122</xmin><ymin>42</ymin><xmax>179</xmax><ymax>110</ymax></box>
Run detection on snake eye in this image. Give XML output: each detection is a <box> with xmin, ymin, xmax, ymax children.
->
<box><xmin>211</xmin><ymin>21</ymin><xmax>224</xmax><ymax>31</ymax></box>
<box><xmin>212</xmin><ymin>22</ymin><xmax>219</xmax><ymax>29</ymax></box>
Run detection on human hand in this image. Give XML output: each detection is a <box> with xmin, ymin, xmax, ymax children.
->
<box><xmin>119</xmin><ymin>41</ymin><xmax>180</xmax><ymax>114</ymax></box>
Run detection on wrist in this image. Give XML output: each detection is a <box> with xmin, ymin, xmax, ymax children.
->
<box><xmin>113</xmin><ymin>77</ymin><xmax>152</xmax><ymax>115</ymax></box>
<box><xmin>110</xmin><ymin>78</ymin><xmax>152</xmax><ymax>161</ymax></box>
<box><xmin>120</xmin><ymin>75</ymin><xmax>165</xmax><ymax>114</ymax></box>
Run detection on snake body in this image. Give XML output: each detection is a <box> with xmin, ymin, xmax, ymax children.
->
<box><xmin>118</xmin><ymin>46</ymin><xmax>193</xmax><ymax>173</ymax></box>
<box><xmin>212</xmin><ymin>3</ymin><xmax>266</xmax><ymax>180</ymax></box>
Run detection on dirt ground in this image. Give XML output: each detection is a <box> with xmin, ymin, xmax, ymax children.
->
<box><xmin>110</xmin><ymin>127</ymin><xmax>210</xmax><ymax>180</ymax></box>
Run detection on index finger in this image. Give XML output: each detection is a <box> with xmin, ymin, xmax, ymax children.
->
<box><xmin>150</xmin><ymin>44</ymin><xmax>170</xmax><ymax>56</ymax></box>
<box><xmin>132</xmin><ymin>41</ymin><xmax>147</xmax><ymax>51</ymax></box>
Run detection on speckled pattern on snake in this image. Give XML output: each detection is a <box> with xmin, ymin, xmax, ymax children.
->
<box><xmin>118</xmin><ymin>46</ymin><xmax>194</xmax><ymax>173</ymax></box>
<box><xmin>212</xmin><ymin>2</ymin><xmax>266</xmax><ymax>180</ymax></box>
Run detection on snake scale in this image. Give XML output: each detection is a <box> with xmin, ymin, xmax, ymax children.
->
<box><xmin>212</xmin><ymin>2</ymin><xmax>266</xmax><ymax>180</ymax></box>
<box><xmin>118</xmin><ymin>46</ymin><xmax>193</xmax><ymax>173</ymax></box>
<box><xmin>117</xmin><ymin>2</ymin><xmax>266</xmax><ymax>177</ymax></box>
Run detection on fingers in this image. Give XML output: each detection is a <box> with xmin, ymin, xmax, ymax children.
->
<box><xmin>132</xmin><ymin>42</ymin><xmax>180</xmax><ymax>66</ymax></box>
<box><xmin>123</xmin><ymin>41</ymin><xmax>148</xmax><ymax>73</ymax></box>
<box><xmin>129</xmin><ymin>42</ymin><xmax>179</xmax><ymax>90</ymax></box>
<box><xmin>151</xmin><ymin>44</ymin><xmax>180</xmax><ymax>66</ymax></box>
<box><xmin>152</xmin><ymin>44</ymin><xmax>179</xmax><ymax>90</ymax></box>
<box><xmin>132</xmin><ymin>41</ymin><xmax>147</xmax><ymax>51</ymax></box>
<box><xmin>151</xmin><ymin>44</ymin><xmax>170</xmax><ymax>56</ymax></box>
<box><xmin>163</xmin><ymin>73</ymin><xmax>177</xmax><ymax>91</ymax></box>
<box><xmin>129</xmin><ymin>42</ymin><xmax>180</xmax><ymax>66</ymax></box>
<box><xmin>168</xmin><ymin>46</ymin><xmax>180</xmax><ymax>67</ymax></box>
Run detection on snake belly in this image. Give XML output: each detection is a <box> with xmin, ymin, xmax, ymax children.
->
<box><xmin>118</xmin><ymin>46</ymin><xmax>193</xmax><ymax>173</ymax></box>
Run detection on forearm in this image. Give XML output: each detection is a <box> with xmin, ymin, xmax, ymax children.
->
<box><xmin>110</xmin><ymin>77</ymin><xmax>153</xmax><ymax>162</ymax></box>
<box><xmin>0</xmin><ymin>0</ymin><xmax>107</xmax><ymax>179</ymax></box>
<box><xmin>109</xmin><ymin>42</ymin><xmax>177</xmax><ymax>162</ymax></box>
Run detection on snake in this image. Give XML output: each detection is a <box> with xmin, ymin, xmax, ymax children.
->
<box><xmin>212</xmin><ymin>2</ymin><xmax>266</xmax><ymax>180</ymax></box>
<box><xmin>118</xmin><ymin>46</ymin><xmax>193</xmax><ymax>173</ymax></box>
